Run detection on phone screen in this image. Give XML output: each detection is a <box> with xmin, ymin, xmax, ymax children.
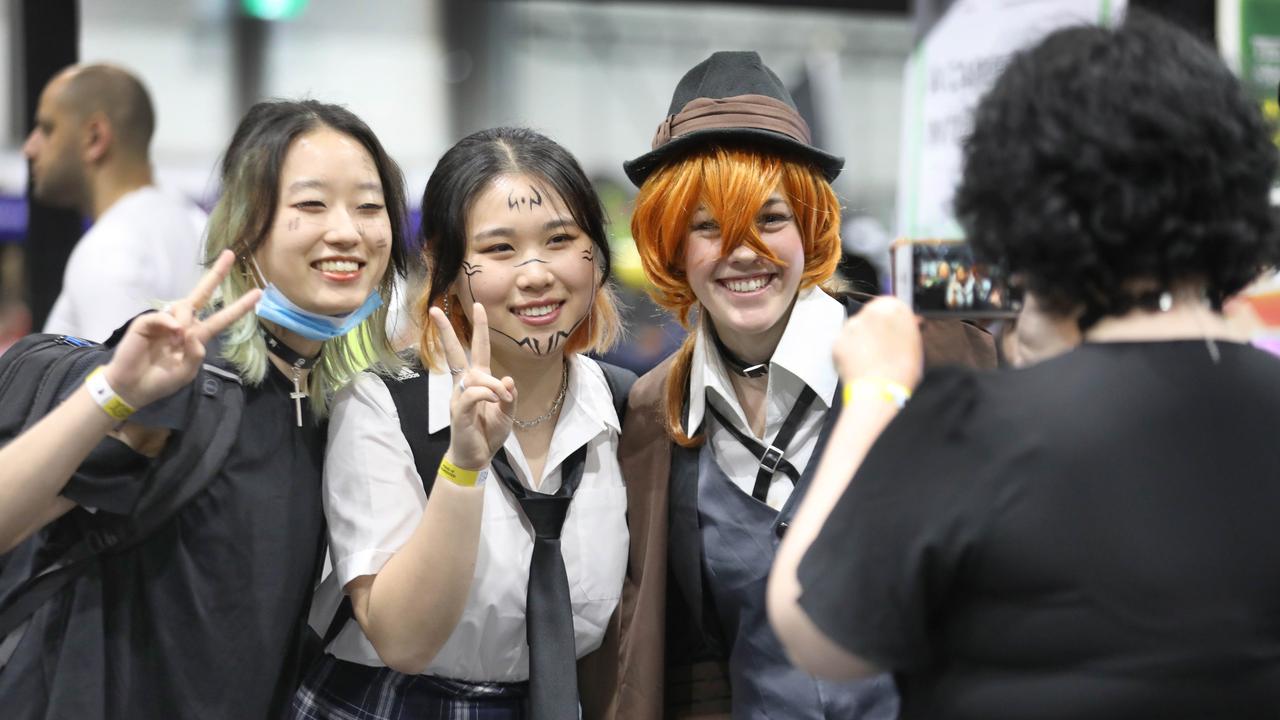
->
<box><xmin>893</xmin><ymin>240</ymin><xmax>1021</xmax><ymax>318</ymax></box>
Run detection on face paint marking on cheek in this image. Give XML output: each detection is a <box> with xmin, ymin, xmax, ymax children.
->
<box><xmin>458</xmin><ymin>260</ymin><xmax>484</xmax><ymax>304</ymax></box>
<box><xmin>288</xmin><ymin>216</ymin><xmax>300</xmax><ymax>231</ymax></box>
<box><xmin>506</xmin><ymin>185</ymin><xmax>544</xmax><ymax>213</ymax></box>
<box><xmin>492</xmin><ymin>328</ymin><xmax>543</xmax><ymax>355</ymax></box>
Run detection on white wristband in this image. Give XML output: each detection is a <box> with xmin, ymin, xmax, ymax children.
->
<box><xmin>84</xmin><ymin>367</ymin><xmax>136</xmax><ymax>421</ymax></box>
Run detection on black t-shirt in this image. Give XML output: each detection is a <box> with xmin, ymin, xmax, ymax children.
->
<box><xmin>0</xmin><ymin>366</ymin><xmax>326</xmax><ymax>720</ymax></box>
<box><xmin>798</xmin><ymin>341</ymin><xmax>1280</xmax><ymax>720</ymax></box>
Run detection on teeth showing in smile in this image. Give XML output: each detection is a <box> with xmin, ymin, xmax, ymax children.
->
<box><xmin>515</xmin><ymin>303</ymin><xmax>560</xmax><ymax>317</ymax></box>
<box><xmin>723</xmin><ymin>275</ymin><xmax>769</xmax><ymax>293</ymax></box>
<box><xmin>316</xmin><ymin>260</ymin><xmax>359</xmax><ymax>273</ymax></box>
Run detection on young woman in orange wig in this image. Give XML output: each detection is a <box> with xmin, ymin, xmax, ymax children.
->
<box><xmin>580</xmin><ymin>52</ymin><xmax>995</xmax><ymax>719</ymax></box>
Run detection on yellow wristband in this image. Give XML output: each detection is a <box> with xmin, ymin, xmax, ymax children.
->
<box><xmin>84</xmin><ymin>367</ymin><xmax>136</xmax><ymax>421</ymax></box>
<box><xmin>439</xmin><ymin>457</ymin><xmax>484</xmax><ymax>487</ymax></box>
<box><xmin>843</xmin><ymin>376</ymin><xmax>912</xmax><ymax>409</ymax></box>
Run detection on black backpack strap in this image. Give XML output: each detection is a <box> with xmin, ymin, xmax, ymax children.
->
<box><xmin>0</xmin><ymin>334</ymin><xmax>244</xmax><ymax>640</ymax></box>
<box><xmin>320</xmin><ymin>365</ymin><xmax>451</xmax><ymax>648</ymax></box>
<box><xmin>594</xmin><ymin>360</ymin><xmax>637</xmax><ymax>429</ymax></box>
<box><xmin>382</xmin><ymin>365</ymin><xmax>453</xmax><ymax>497</ymax></box>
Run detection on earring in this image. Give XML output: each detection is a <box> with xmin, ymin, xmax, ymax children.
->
<box><xmin>1158</xmin><ymin>291</ymin><xmax>1173</xmax><ymax>312</ymax></box>
<box><xmin>443</xmin><ymin>293</ymin><xmax>451</xmax><ymax>318</ymax></box>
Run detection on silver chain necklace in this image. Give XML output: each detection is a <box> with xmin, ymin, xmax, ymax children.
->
<box><xmin>509</xmin><ymin>361</ymin><xmax>569</xmax><ymax>429</ymax></box>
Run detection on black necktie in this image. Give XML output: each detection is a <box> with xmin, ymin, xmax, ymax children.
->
<box><xmin>491</xmin><ymin>445</ymin><xmax>588</xmax><ymax>720</ymax></box>
<box><xmin>705</xmin><ymin>384</ymin><xmax>819</xmax><ymax>502</ymax></box>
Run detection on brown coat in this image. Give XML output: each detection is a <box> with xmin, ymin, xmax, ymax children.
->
<box><xmin>580</xmin><ymin>312</ymin><xmax>998</xmax><ymax>719</ymax></box>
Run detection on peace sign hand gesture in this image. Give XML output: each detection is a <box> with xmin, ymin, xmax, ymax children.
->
<box><xmin>103</xmin><ymin>249</ymin><xmax>263</xmax><ymax>409</ymax></box>
<box><xmin>431</xmin><ymin>302</ymin><xmax>518</xmax><ymax>470</ymax></box>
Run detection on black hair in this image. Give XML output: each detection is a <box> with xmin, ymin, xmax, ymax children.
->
<box><xmin>954</xmin><ymin>12</ymin><xmax>1280</xmax><ymax>328</ymax></box>
<box><xmin>419</xmin><ymin>126</ymin><xmax>612</xmax><ymax>316</ymax></box>
<box><xmin>205</xmin><ymin>99</ymin><xmax>409</xmax><ymax>415</ymax></box>
<box><xmin>208</xmin><ymin>98</ymin><xmax>409</xmax><ymax>282</ymax></box>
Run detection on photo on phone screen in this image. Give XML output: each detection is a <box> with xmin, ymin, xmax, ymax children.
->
<box><xmin>893</xmin><ymin>239</ymin><xmax>1022</xmax><ymax>318</ymax></box>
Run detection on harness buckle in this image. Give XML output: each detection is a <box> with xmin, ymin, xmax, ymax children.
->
<box><xmin>759</xmin><ymin>445</ymin><xmax>785</xmax><ymax>474</ymax></box>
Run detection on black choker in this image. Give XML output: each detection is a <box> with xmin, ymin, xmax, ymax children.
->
<box><xmin>261</xmin><ymin>327</ymin><xmax>320</xmax><ymax>371</ymax></box>
<box><xmin>711</xmin><ymin>328</ymin><xmax>769</xmax><ymax>378</ymax></box>
<box><xmin>262</xmin><ymin>327</ymin><xmax>320</xmax><ymax>427</ymax></box>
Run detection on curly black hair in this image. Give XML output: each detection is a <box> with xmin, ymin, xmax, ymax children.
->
<box><xmin>954</xmin><ymin>13</ymin><xmax>1280</xmax><ymax>328</ymax></box>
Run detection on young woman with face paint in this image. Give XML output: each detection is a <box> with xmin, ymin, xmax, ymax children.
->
<box><xmin>0</xmin><ymin>100</ymin><xmax>408</xmax><ymax>720</ymax></box>
<box><xmin>294</xmin><ymin>127</ymin><xmax>630</xmax><ymax>720</ymax></box>
<box><xmin>579</xmin><ymin>52</ymin><xmax>995</xmax><ymax>719</ymax></box>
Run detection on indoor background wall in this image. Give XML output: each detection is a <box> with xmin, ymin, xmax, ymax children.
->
<box><xmin>0</xmin><ymin>0</ymin><xmax>910</xmax><ymax>226</ymax></box>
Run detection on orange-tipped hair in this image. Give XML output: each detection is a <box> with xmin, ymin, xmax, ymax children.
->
<box><xmin>630</xmin><ymin>146</ymin><xmax>843</xmax><ymax>447</ymax></box>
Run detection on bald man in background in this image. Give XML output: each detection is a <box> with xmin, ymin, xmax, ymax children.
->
<box><xmin>24</xmin><ymin>64</ymin><xmax>205</xmax><ymax>341</ymax></box>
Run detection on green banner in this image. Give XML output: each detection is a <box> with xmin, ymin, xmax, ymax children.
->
<box><xmin>1239</xmin><ymin>0</ymin><xmax>1280</xmax><ymax>145</ymax></box>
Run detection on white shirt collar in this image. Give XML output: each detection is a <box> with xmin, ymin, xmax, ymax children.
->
<box><xmin>427</xmin><ymin>355</ymin><xmax>620</xmax><ymax>486</ymax></box>
<box><xmin>686</xmin><ymin>286</ymin><xmax>845</xmax><ymax>434</ymax></box>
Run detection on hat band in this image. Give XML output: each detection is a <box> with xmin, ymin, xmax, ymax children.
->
<box><xmin>651</xmin><ymin>94</ymin><xmax>812</xmax><ymax>150</ymax></box>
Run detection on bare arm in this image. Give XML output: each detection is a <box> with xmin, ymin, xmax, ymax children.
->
<box><xmin>768</xmin><ymin>297</ymin><xmax>922</xmax><ymax>680</ymax></box>
<box><xmin>0</xmin><ymin>250</ymin><xmax>260</xmax><ymax>552</ymax></box>
<box><xmin>347</xmin><ymin>304</ymin><xmax>517</xmax><ymax>674</ymax></box>
<box><xmin>0</xmin><ymin>387</ymin><xmax>117</xmax><ymax>552</ymax></box>
<box><xmin>347</xmin><ymin>476</ymin><xmax>485</xmax><ymax>673</ymax></box>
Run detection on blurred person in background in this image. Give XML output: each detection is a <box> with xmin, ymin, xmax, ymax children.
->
<box><xmin>0</xmin><ymin>99</ymin><xmax>407</xmax><ymax>719</ymax></box>
<box><xmin>944</xmin><ymin>263</ymin><xmax>974</xmax><ymax>309</ymax></box>
<box><xmin>294</xmin><ymin>127</ymin><xmax>630</xmax><ymax>719</ymax></box>
<box><xmin>24</xmin><ymin>63</ymin><xmax>206</xmax><ymax>341</ymax></box>
<box><xmin>581</xmin><ymin>51</ymin><xmax>994</xmax><ymax>719</ymax></box>
<box><xmin>771</xmin><ymin>14</ymin><xmax>1280</xmax><ymax>719</ymax></box>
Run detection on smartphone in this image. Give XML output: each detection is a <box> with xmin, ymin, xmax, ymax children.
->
<box><xmin>892</xmin><ymin>238</ymin><xmax>1021</xmax><ymax>318</ymax></box>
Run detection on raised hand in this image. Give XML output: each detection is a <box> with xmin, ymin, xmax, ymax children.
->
<box><xmin>833</xmin><ymin>296</ymin><xmax>924</xmax><ymax>390</ymax></box>
<box><xmin>104</xmin><ymin>250</ymin><xmax>262</xmax><ymax>409</ymax></box>
<box><xmin>431</xmin><ymin>302</ymin><xmax>518</xmax><ymax>470</ymax></box>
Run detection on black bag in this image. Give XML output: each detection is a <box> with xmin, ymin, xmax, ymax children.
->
<box><xmin>318</xmin><ymin>358</ymin><xmax>636</xmax><ymax>646</ymax></box>
<box><xmin>0</xmin><ymin>328</ymin><xmax>245</xmax><ymax>647</ymax></box>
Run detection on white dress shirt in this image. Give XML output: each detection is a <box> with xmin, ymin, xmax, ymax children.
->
<box><xmin>314</xmin><ymin>355</ymin><xmax>628</xmax><ymax>682</ymax></box>
<box><xmin>687</xmin><ymin>287</ymin><xmax>845</xmax><ymax>509</ymax></box>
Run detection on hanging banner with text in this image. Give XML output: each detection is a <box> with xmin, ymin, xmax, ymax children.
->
<box><xmin>895</xmin><ymin>0</ymin><xmax>1124</xmax><ymax>240</ymax></box>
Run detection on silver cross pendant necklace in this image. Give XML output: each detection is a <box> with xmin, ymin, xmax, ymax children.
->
<box><xmin>262</xmin><ymin>327</ymin><xmax>320</xmax><ymax>427</ymax></box>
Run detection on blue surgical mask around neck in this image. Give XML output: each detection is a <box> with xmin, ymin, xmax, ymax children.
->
<box><xmin>249</xmin><ymin>256</ymin><xmax>384</xmax><ymax>342</ymax></box>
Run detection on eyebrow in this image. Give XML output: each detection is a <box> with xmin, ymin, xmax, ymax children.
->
<box><xmin>286</xmin><ymin>179</ymin><xmax>383</xmax><ymax>194</ymax></box>
<box><xmin>472</xmin><ymin>217</ymin><xmax>578</xmax><ymax>242</ymax></box>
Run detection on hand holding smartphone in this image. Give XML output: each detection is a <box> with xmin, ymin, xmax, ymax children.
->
<box><xmin>893</xmin><ymin>239</ymin><xmax>1021</xmax><ymax>319</ymax></box>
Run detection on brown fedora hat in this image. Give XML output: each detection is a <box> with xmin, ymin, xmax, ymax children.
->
<box><xmin>623</xmin><ymin>51</ymin><xmax>844</xmax><ymax>187</ymax></box>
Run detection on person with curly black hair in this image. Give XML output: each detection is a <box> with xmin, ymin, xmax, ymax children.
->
<box><xmin>770</xmin><ymin>13</ymin><xmax>1280</xmax><ymax>719</ymax></box>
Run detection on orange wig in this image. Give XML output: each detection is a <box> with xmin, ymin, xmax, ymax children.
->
<box><xmin>630</xmin><ymin>146</ymin><xmax>843</xmax><ymax>446</ymax></box>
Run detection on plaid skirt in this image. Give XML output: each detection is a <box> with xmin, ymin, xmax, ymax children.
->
<box><xmin>289</xmin><ymin>653</ymin><xmax>529</xmax><ymax>720</ymax></box>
